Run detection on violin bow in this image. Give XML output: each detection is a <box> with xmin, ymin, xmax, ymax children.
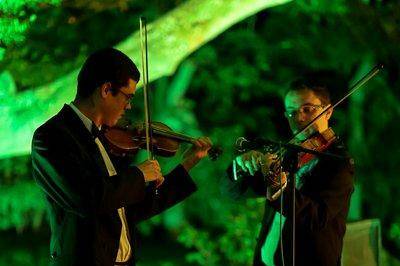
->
<box><xmin>140</xmin><ymin>17</ymin><xmax>154</xmax><ymax>160</ymax></box>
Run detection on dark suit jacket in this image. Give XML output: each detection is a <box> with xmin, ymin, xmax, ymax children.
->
<box><xmin>31</xmin><ymin>105</ymin><xmax>197</xmax><ymax>266</ymax></box>
<box><xmin>222</xmin><ymin>140</ymin><xmax>354</xmax><ymax>266</ymax></box>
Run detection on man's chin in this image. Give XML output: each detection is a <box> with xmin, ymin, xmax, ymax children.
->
<box><xmin>104</xmin><ymin>120</ymin><xmax>118</xmax><ymax>128</ymax></box>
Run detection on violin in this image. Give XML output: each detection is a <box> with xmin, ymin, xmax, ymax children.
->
<box><xmin>256</xmin><ymin>128</ymin><xmax>336</xmax><ymax>182</ymax></box>
<box><xmin>297</xmin><ymin>127</ymin><xmax>336</xmax><ymax>168</ymax></box>
<box><xmin>102</xmin><ymin>121</ymin><xmax>222</xmax><ymax>160</ymax></box>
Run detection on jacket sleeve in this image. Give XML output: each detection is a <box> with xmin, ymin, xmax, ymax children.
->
<box><xmin>31</xmin><ymin>127</ymin><xmax>146</xmax><ymax>218</ymax></box>
<box><xmin>126</xmin><ymin>164</ymin><xmax>197</xmax><ymax>223</ymax></box>
<box><xmin>219</xmin><ymin>163</ymin><xmax>267</xmax><ymax>200</ymax></box>
<box><xmin>269</xmin><ymin>157</ymin><xmax>354</xmax><ymax>232</ymax></box>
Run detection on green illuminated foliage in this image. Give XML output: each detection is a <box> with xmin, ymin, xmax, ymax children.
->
<box><xmin>1</xmin><ymin>0</ymin><xmax>400</xmax><ymax>265</ymax></box>
<box><xmin>0</xmin><ymin>181</ymin><xmax>46</xmax><ymax>231</ymax></box>
<box><xmin>0</xmin><ymin>0</ymin><xmax>61</xmax><ymax>60</ymax></box>
<box><xmin>0</xmin><ymin>0</ymin><xmax>292</xmax><ymax>160</ymax></box>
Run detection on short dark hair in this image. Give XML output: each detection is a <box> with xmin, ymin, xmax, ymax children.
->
<box><xmin>76</xmin><ymin>48</ymin><xmax>140</xmax><ymax>99</ymax></box>
<box><xmin>287</xmin><ymin>79</ymin><xmax>331</xmax><ymax>106</ymax></box>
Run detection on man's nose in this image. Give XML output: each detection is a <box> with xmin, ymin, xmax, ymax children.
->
<box><xmin>125</xmin><ymin>102</ymin><xmax>132</xmax><ymax>110</ymax></box>
<box><xmin>295</xmin><ymin>111</ymin><xmax>306</xmax><ymax>122</ymax></box>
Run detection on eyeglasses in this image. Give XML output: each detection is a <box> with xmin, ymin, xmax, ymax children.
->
<box><xmin>284</xmin><ymin>104</ymin><xmax>324</xmax><ymax>118</ymax></box>
<box><xmin>115</xmin><ymin>90</ymin><xmax>134</xmax><ymax>103</ymax></box>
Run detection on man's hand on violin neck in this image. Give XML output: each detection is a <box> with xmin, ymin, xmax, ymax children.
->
<box><xmin>137</xmin><ymin>160</ymin><xmax>164</xmax><ymax>184</ymax></box>
<box><xmin>182</xmin><ymin>137</ymin><xmax>212</xmax><ymax>171</ymax></box>
<box><xmin>235</xmin><ymin>150</ymin><xmax>277</xmax><ymax>176</ymax></box>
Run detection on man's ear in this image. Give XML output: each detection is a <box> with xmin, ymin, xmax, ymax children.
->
<box><xmin>100</xmin><ymin>82</ymin><xmax>112</xmax><ymax>98</ymax></box>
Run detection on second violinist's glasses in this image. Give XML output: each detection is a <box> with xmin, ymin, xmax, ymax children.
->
<box><xmin>284</xmin><ymin>104</ymin><xmax>325</xmax><ymax>118</ymax></box>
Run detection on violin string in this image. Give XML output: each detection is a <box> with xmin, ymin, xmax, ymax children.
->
<box><xmin>150</xmin><ymin>125</ymin><xmax>195</xmax><ymax>142</ymax></box>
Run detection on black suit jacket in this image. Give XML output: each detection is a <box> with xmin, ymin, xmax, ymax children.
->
<box><xmin>31</xmin><ymin>105</ymin><xmax>197</xmax><ymax>266</ymax></box>
<box><xmin>223</xmin><ymin>140</ymin><xmax>354</xmax><ymax>266</ymax></box>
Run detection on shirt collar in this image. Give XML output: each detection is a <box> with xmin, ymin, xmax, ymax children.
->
<box><xmin>68</xmin><ymin>102</ymin><xmax>99</xmax><ymax>132</ymax></box>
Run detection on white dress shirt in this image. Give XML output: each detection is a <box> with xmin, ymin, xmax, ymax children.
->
<box><xmin>69</xmin><ymin>103</ymin><xmax>132</xmax><ymax>263</ymax></box>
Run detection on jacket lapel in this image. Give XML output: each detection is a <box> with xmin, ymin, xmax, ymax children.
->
<box><xmin>58</xmin><ymin>104</ymin><xmax>110</xmax><ymax>178</ymax></box>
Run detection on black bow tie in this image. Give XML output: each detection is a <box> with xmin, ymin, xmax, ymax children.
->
<box><xmin>91</xmin><ymin>123</ymin><xmax>101</xmax><ymax>138</ymax></box>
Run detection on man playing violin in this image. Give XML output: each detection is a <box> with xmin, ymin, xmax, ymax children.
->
<box><xmin>222</xmin><ymin>80</ymin><xmax>354</xmax><ymax>266</ymax></box>
<box><xmin>31</xmin><ymin>48</ymin><xmax>212</xmax><ymax>266</ymax></box>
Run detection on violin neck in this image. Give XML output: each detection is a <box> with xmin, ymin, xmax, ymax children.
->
<box><xmin>151</xmin><ymin>126</ymin><xmax>196</xmax><ymax>144</ymax></box>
